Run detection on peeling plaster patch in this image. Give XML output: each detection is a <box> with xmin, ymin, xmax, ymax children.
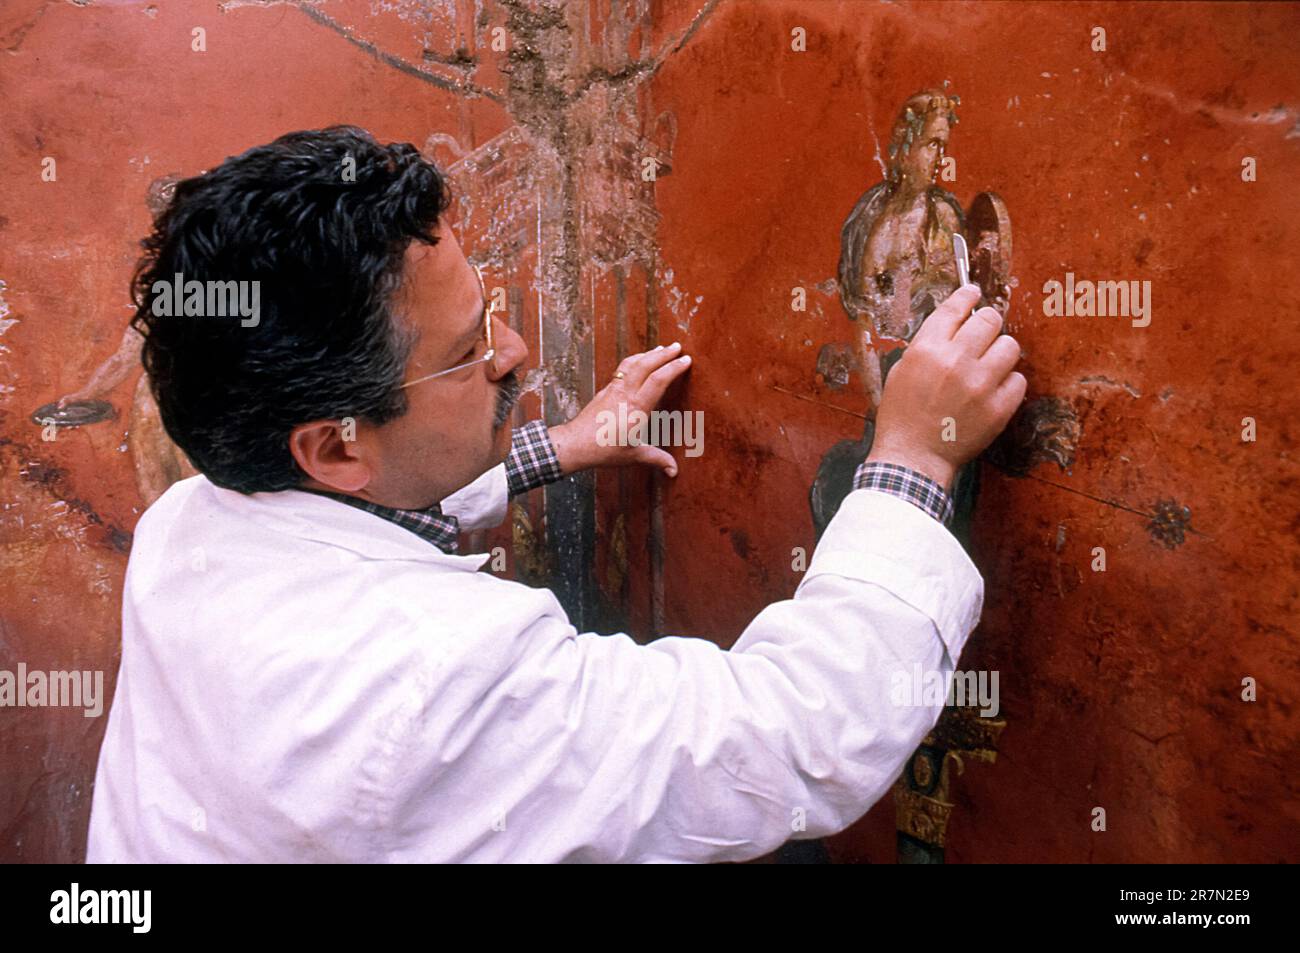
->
<box><xmin>369</xmin><ymin>0</ymin><xmax>457</xmax><ymax>31</ymax></box>
<box><xmin>0</xmin><ymin>279</ymin><xmax>14</xmax><ymax>332</ymax></box>
<box><xmin>0</xmin><ymin>279</ymin><xmax>17</xmax><ymax>389</ymax></box>
<box><xmin>658</xmin><ymin>266</ymin><xmax>702</xmax><ymax>333</ymax></box>
<box><xmin>815</xmin><ymin>343</ymin><xmax>857</xmax><ymax>390</ymax></box>
<box><xmin>519</xmin><ymin>366</ymin><xmax>555</xmax><ymax>398</ymax></box>
<box><xmin>0</xmin><ymin>278</ymin><xmax>13</xmax><ymax>327</ymax></box>
<box><xmin>219</xmin><ymin>0</ymin><xmax>301</xmax><ymax>10</ymax></box>
<box><xmin>1148</xmin><ymin>499</ymin><xmax>1193</xmax><ymax>549</ymax></box>
<box><xmin>1079</xmin><ymin>375</ymin><xmax>1142</xmax><ymax>398</ymax></box>
<box><xmin>987</xmin><ymin>395</ymin><xmax>1081</xmax><ymax>477</ymax></box>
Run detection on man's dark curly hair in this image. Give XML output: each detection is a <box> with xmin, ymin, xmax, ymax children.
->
<box><xmin>130</xmin><ymin>125</ymin><xmax>451</xmax><ymax>494</ymax></box>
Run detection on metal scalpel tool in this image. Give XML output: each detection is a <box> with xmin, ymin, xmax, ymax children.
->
<box><xmin>952</xmin><ymin>233</ymin><xmax>971</xmax><ymax>288</ymax></box>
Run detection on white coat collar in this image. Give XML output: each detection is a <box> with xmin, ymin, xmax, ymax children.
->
<box><xmin>195</xmin><ymin>476</ymin><xmax>493</xmax><ymax>571</ymax></box>
<box><xmin>439</xmin><ymin>461</ymin><xmax>509</xmax><ymax>531</ymax></box>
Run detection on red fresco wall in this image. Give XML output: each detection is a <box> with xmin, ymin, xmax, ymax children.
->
<box><xmin>1</xmin><ymin>0</ymin><xmax>1296</xmax><ymax>863</ymax></box>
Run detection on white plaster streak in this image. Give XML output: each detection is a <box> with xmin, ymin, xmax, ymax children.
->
<box><xmin>0</xmin><ymin>278</ymin><xmax>16</xmax><ymax>395</ymax></box>
<box><xmin>0</xmin><ymin>279</ymin><xmax>13</xmax><ymax>332</ymax></box>
<box><xmin>1121</xmin><ymin>73</ymin><xmax>1298</xmax><ymax>132</ymax></box>
<box><xmin>867</xmin><ymin>117</ymin><xmax>887</xmax><ymax>180</ymax></box>
<box><xmin>659</xmin><ymin>265</ymin><xmax>702</xmax><ymax>334</ymax></box>
<box><xmin>536</xmin><ymin>185</ymin><xmax>543</xmax><ymax>364</ymax></box>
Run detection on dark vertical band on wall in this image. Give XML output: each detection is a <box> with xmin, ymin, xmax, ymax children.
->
<box><xmin>646</xmin><ymin>248</ymin><xmax>665</xmax><ymax>640</ymax></box>
<box><xmin>542</xmin><ymin>286</ymin><xmax>597</xmax><ymax>632</ymax></box>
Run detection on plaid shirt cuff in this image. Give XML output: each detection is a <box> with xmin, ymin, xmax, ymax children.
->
<box><xmin>853</xmin><ymin>460</ymin><xmax>954</xmax><ymax>526</ymax></box>
<box><xmin>506</xmin><ymin>420</ymin><xmax>565</xmax><ymax>497</ymax></box>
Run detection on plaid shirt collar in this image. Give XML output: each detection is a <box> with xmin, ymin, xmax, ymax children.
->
<box><xmin>298</xmin><ymin>421</ymin><xmax>564</xmax><ymax>556</ymax></box>
<box><xmin>305</xmin><ymin>491</ymin><xmax>462</xmax><ymax>554</ymax></box>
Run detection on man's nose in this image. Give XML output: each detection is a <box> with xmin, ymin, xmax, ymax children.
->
<box><xmin>488</xmin><ymin>315</ymin><xmax>529</xmax><ymax>380</ymax></box>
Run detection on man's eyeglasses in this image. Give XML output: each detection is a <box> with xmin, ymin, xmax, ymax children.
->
<box><xmin>399</xmin><ymin>264</ymin><xmax>497</xmax><ymax>389</ymax></box>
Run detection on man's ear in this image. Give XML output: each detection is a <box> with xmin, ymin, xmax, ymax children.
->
<box><xmin>288</xmin><ymin>419</ymin><xmax>372</xmax><ymax>493</ymax></box>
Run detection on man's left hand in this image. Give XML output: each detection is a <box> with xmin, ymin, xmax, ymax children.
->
<box><xmin>548</xmin><ymin>342</ymin><xmax>693</xmax><ymax>478</ymax></box>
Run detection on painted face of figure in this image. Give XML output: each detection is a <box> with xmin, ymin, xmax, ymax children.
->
<box><xmin>902</xmin><ymin>109</ymin><xmax>950</xmax><ymax>186</ymax></box>
<box><xmin>889</xmin><ymin>92</ymin><xmax>957</xmax><ymax>189</ymax></box>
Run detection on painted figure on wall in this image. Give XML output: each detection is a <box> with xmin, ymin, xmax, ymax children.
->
<box><xmin>810</xmin><ymin>87</ymin><xmax>1012</xmax><ymax>863</ymax></box>
<box><xmin>814</xmin><ymin>86</ymin><xmax>1013</xmax><ymax>539</ymax></box>
<box><xmin>837</xmin><ymin>85</ymin><xmax>1012</xmax><ymax>403</ymax></box>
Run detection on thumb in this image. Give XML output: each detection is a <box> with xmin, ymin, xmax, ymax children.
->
<box><xmin>635</xmin><ymin>444</ymin><xmax>678</xmax><ymax>478</ymax></box>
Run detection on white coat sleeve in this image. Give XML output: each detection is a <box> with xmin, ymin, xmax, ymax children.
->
<box><xmin>384</xmin><ymin>486</ymin><xmax>983</xmax><ymax>863</ymax></box>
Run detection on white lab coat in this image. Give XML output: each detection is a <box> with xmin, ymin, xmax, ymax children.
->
<box><xmin>86</xmin><ymin>465</ymin><xmax>982</xmax><ymax>863</ymax></box>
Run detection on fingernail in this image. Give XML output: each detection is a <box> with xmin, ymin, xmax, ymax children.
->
<box><xmin>654</xmin><ymin>345</ymin><xmax>663</xmax><ymax>350</ymax></box>
<box><xmin>671</xmin><ymin>341</ymin><xmax>681</xmax><ymax>349</ymax></box>
<box><xmin>679</xmin><ymin>355</ymin><xmax>691</xmax><ymax>364</ymax></box>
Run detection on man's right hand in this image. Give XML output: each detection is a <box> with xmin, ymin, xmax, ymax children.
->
<box><xmin>865</xmin><ymin>284</ymin><xmax>1026</xmax><ymax>493</ymax></box>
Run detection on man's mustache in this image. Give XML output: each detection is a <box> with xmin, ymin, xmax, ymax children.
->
<box><xmin>493</xmin><ymin>369</ymin><xmax>521</xmax><ymax>430</ymax></box>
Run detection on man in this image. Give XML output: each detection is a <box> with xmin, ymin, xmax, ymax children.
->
<box><xmin>86</xmin><ymin>126</ymin><xmax>1024</xmax><ymax>863</ymax></box>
